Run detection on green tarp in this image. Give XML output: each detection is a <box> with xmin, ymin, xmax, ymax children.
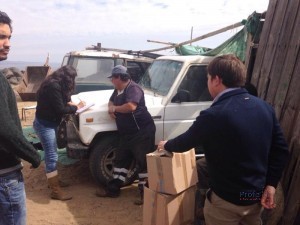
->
<box><xmin>175</xmin><ymin>12</ymin><xmax>263</xmax><ymax>61</ymax></box>
<box><xmin>175</xmin><ymin>45</ymin><xmax>212</xmax><ymax>55</ymax></box>
<box><xmin>22</xmin><ymin>126</ymin><xmax>79</xmax><ymax>165</ymax></box>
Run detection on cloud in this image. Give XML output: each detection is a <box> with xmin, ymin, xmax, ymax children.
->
<box><xmin>1</xmin><ymin>0</ymin><xmax>268</xmax><ymax>62</ymax></box>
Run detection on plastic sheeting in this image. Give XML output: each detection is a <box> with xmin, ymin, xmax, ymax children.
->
<box><xmin>22</xmin><ymin>126</ymin><xmax>79</xmax><ymax>165</ymax></box>
<box><xmin>175</xmin><ymin>12</ymin><xmax>263</xmax><ymax>61</ymax></box>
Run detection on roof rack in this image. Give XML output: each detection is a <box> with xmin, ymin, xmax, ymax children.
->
<box><xmin>85</xmin><ymin>43</ymin><xmax>162</xmax><ymax>59</ymax></box>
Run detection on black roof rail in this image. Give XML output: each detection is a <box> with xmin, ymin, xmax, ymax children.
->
<box><xmin>85</xmin><ymin>43</ymin><xmax>162</xmax><ymax>59</ymax></box>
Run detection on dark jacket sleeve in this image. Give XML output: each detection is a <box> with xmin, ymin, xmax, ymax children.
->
<box><xmin>165</xmin><ymin>110</ymin><xmax>216</xmax><ymax>152</ymax></box>
<box><xmin>48</xmin><ymin>82</ymin><xmax>77</xmax><ymax>116</ymax></box>
<box><xmin>0</xmin><ymin>76</ymin><xmax>40</xmax><ymax>168</ymax></box>
<box><xmin>266</xmin><ymin>111</ymin><xmax>289</xmax><ymax>187</ymax></box>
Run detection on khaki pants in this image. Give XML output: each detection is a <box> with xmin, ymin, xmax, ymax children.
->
<box><xmin>204</xmin><ymin>191</ymin><xmax>263</xmax><ymax>225</ymax></box>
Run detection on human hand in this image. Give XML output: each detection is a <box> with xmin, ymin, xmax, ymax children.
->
<box><xmin>108</xmin><ymin>105</ymin><xmax>115</xmax><ymax>114</ymax></box>
<box><xmin>109</xmin><ymin>112</ymin><xmax>116</xmax><ymax>119</ymax></box>
<box><xmin>108</xmin><ymin>105</ymin><xmax>116</xmax><ymax>119</ymax></box>
<box><xmin>68</xmin><ymin>101</ymin><xmax>77</xmax><ymax>106</ymax></box>
<box><xmin>157</xmin><ymin>141</ymin><xmax>167</xmax><ymax>151</ymax></box>
<box><xmin>77</xmin><ymin>100</ymin><xmax>86</xmax><ymax>109</ymax></box>
<box><xmin>261</xmin><ymin>185</ymin><xmax>276</xmax><ymax>209</ymax></box>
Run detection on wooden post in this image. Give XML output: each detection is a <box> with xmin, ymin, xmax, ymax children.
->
<box><xmin>190</xmin><ymin>26</ymin><xmax>193</xmax><ymax>45</ymax></box>
<box><xmin>142</xmin><ymin>21</ymin><xmax>243</xmax><ymax>53</ymax></box>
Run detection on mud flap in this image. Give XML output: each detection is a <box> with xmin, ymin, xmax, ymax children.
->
<box><xmin>62</xmin><ymin>115</ymin><xmax>89</xmax><ymax>159</ymax></box>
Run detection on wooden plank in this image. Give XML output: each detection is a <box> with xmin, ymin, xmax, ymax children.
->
<box><xmin>251</xmin><ymin>0</ymin><xmax>279</xmax><ymax>89</ymax></box>
<box><xmin>244</xmin><ymin>33</ymin><xmax>254</xmax><ymax>79</ymax></box>
<box><xmin>279</xmin><ymin>89</ymin><xmax>300</xmax><ymax>141</ymax></box>
<box><xmin>281</xmin><ymin>139</ymin><xmax>300</xmax><ymax>225</ymax></box>
<box><xmin>266</xmin><ymin>1</ymin><xmax>300</xmax><ymax>104</ymax></box>
<box><xmin>141</xmin><ymin>22</ymin><xmax>243</xmax><ymax>53</ymax></box>
<box><xmin>279</xmin><ymin>57</ymin><xmax>300</xmax><ymax>224</ymax></box>
<box><xmin>280</xmin><ymin>107</ymin><xmax>299</xmax><ymax>186</ymax></box>
<box><xmin>271</xmin><ymin>2</ymin><xmax>300</xmax><ymax>117</ymax></box>
<box><xmin>256</xmin><ymin>0</ymin><xmax>290</xmax><ymax>101</ymax></box>
<box><xmin>245</xmin><ymin>19</ymin><xmax>265</xmax><ymax>83</ymax></box>
<box><xmin>146</xmin><ymin>40</ymin><xmax>177</xmax><ymax>46</ymax></box>
<box><xmin>275</xmin><ymin>52</ymin><xmax>300</xmax><ymax>120</ymax></box>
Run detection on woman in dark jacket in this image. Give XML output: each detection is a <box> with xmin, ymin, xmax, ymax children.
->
<box><xmin>33</xmin><ymin>65</ymin><xmax>85</xmax><ymax>201</ymax></box>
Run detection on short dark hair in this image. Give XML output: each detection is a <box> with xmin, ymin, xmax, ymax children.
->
<box><xmin>0</xmin><ymin>11</ymin><xmax>12</xmax><ymax>32</ymax></box>
<box><xmin>208</xmin><ymin>54</ymin><xmax>246</xmax><ymax>88</ymax></box>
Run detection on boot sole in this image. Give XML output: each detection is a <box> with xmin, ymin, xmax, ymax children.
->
<box><xmin>51</xmin><ymin>195</ymin><xmax>73</xmax><ymax>201</ymax></box>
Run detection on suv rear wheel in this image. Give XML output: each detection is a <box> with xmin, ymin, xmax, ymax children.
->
<box><xmin>89</xmin><ymin>135</ymin><xmax>138</xmax><ymax>186</ymax></box>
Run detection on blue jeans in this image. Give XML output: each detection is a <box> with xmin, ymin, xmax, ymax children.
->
<box><xmin>0</xmin><ymin>170</ymin><xmax>26</xmax><ymax>225</ymax></box>
<box><xmin>33</xmin><ymin>118</ymin><xmax>59</xmax><ymax>173</ymax></box>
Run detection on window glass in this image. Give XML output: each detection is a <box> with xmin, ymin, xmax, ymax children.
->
<box><xmin>61</xmin><ymin>56</ymin><xmax>69</xmax><ymax>66</ymax></box>
<box><xmin>72</xmin><ymin>57</ymin><xmax>115</xmax><ymax>84</ymax></box>
<box><xmin>127</xmin><ymin>61</ymin><xmax>143</xmax><ymax>83</ymax></box>
<box><xmin>178</xmin><ymin>66</ymin><xmax>212</xmax><ymax>102</ymax></box>
<box><xmin>141</xmin><ymin>60</ymin><xmax>183</xmax><ymax>96</ymax></box>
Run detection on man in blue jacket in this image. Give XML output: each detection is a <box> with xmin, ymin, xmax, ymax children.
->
<box><xmin>158</xmin><ymin>54</ymin><xmax>289</xmax><ymax>225</ymax></box>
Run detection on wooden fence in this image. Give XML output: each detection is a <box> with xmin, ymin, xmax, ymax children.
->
<box><xmin>250</xmin><ymin>0</ymin><xmax>300</xmax><ymax>224</ymax></box>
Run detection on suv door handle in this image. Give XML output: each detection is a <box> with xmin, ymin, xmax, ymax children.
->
<box><xmin>152</xmin><ymin>116</ymin><xmax>162</xmax><ymax>119</ymax></box>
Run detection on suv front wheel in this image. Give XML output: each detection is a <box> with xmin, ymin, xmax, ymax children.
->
<box><xmin>89</xmin><ymin>135</ymin><xmax>138</xmax><ymax>186</ymax></box>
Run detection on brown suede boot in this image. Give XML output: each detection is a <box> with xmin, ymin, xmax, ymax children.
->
<box><xmin>58</xmin><ymin>179</ymin><xmax>70</xmax><ymax>187</ymax></box>
<box><xmin>47</xmin><ymin>179</ymin><xmax>69</xmax><ymax>188</ymax></box>
<box><xmin>47</xmin><ymin>171</ymin><xmax>72</xmax><ymax>201</ymax></box>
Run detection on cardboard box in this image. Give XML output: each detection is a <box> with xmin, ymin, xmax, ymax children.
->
<box><xmin>147</xmin><ymin>149</ymin><xmax>198</xmax><ymax>195</ymax></box>
<box><xmin>143</xmin><ymin>186</ymin><xmax>196</xmax><ymax>225</ymax></box>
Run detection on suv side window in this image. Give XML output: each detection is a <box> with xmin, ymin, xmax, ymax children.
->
<box><xmin>127</xmin><ymin>61</ymin><xmax>144</xmax><ymax>83</ymax></box>
<box><xmin>178</xmin><ymin>65</ymin><xmax>212</xmax><ymax>102</ymax></box>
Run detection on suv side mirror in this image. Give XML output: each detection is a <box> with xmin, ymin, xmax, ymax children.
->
<box><xmin>171</xmin><ymin>90</ymin><xmax>191</xmax><ymax>103</ymax></box>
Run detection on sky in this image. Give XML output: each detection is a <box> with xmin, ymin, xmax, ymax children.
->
<box><xmin>1</xmin><ymin>0</ymin><xmax>269</xmax><ymax>64</ymax></box>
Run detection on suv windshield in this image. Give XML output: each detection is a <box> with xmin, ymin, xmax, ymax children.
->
<box><xmin>66</xmin><ymin>55</ymin><xmax>152</xmax><ymax>93</ymax></box>
<box><xmin>140</xmin><ymin>60</ymin><xmax>183</xmax><ymax>95</ymax></box>
<box><xmin>69</xmin><ymin>56</ymin><xmax>123</xmax><ymax>92</ymax></box>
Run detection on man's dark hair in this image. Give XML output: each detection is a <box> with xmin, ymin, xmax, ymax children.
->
<box><xmin>208</xmin><ymin>54</ymin><xmax>246</xmax><ymax>88</ymax></box>
<box><xmin>0</xmin><ymin>11</ymin><xmax>12</xmax><ymax>32</ymax></box>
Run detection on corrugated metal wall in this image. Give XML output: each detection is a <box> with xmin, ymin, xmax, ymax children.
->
<box><xmin>251</xmin><ymin>0</ymin><xmax>300</xmax><ymax>224</ymax></box>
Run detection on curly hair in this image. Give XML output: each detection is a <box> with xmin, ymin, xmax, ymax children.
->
<box><xmin>38</xmin><ymin>65</ymin><xmax>77</xmax><ymax>101</ymax></box>
<box><xmin>0</xmin><ymin>11</ymin><xmax>12</xmax><ymax>32</ymax></box>
<box><xmin>207</xmin><ymin>54</ymin><xmax>246</xmax><ymax>88</ymax></box>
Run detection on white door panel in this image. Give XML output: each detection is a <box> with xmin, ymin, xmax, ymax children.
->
<box><xmin>163</xmin><ymin>102</ymin><xmax>211</xmax><ymax>141</ymax></box>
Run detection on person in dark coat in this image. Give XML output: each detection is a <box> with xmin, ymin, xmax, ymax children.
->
<box><xmin>195</xmin><ymin>81</ymin><xmax>259</xmax><ymax>222</ymax></box>
<box><xmin>33</xmin><ymin>65</ymin><xmax>85</xmax><ymax>201</ymax></box>
<box><xmin>0</xmin><ymin>11</ymin><xmax>41</xmax><ymax>225</ymax></box>
<box><xmin>158</xmin><ymin>54</ymin><xmax>289</xmax><ymax>225</ymax></box>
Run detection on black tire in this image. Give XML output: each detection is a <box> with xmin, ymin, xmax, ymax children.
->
<box><xmin>89</xmin><ymin>135</ymin><xmax>138</xmax><ymax>186</ymax></box>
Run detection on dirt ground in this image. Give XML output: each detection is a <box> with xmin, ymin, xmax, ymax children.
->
<box><xmin>18</xmin><ymin>101</ymin><xmax>143</xmax><ymax>225</ymax></box>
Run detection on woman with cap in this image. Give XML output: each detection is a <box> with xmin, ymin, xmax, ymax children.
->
<box><xmin>97</xmin><ymin>65</ymin><xmax>156</xmax><ymax>205</ymax></box>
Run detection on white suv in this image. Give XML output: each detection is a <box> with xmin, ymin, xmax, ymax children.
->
<box><xmin>61</xmin><ymin>45</ymin><xmax>156</xmax><ymax>93</ymax></box>
<box><xmin>61</xmin><ymin>54</ymin><xmax>214</xmax><ymax>185</ymax></box>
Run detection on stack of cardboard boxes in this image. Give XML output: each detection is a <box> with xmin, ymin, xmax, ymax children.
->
<box><xmin>143</xmin><ymin>149</ymin><xmax>198</xmax><ymax>225</ymax></box>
